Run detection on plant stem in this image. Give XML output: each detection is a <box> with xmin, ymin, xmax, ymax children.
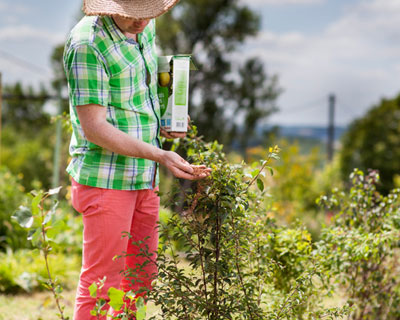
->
<box><xmin>40</xmin><ymin>196</ymin><xmax>66</xmax><ymax>320</ymax></box>
<box><xmin>256</xmin><ymin>239</ymin><xmax>263</xmax><ymax>307</ymax></box>
<box><xmin>197</xmin><ymin>229</ymin><xmax>210</xmax><ymax>319</ymax></box>
<box><xmin>212</xmin><ymin>207</ymin><xmax>220</xmax><ymax>319</ymax></box>
<box><xmin>229</xmin><ymin>211</ymin><xmax>256</xmax><ymax>320</ymax></box>
<box><xmin>247</xmin><ymin>155</ymin><xmax>272</xmax><ymax>191</ymax></box>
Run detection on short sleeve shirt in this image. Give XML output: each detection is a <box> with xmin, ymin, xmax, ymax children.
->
<box><xmin>63</xmin><ymin>16</ymin><xmax>161</xmax><ymax>190</ymax></box>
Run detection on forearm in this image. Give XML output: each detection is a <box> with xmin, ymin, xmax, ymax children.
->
<box><xmin>83</xmin><ymin>118</ymin><xmax>164</xmax><ymax>163</ymax></box>
<box><xmin>76</xmin><ymin>104</ymin><xmax>209</xmax><ymax>180</ymax></box>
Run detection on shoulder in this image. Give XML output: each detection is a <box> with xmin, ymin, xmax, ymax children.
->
<box><xmin>64</xmin><ymin>16</ymin><xmax>111</xmax><ymax>66</ymax></box>
<box><xmin>67</xmin><ymin>16</ymin><xmax>98</xmax><ymax>46</ymax></box>
<box><xmin>65</xmin><ymin>16</ymin><xmax>110</xmax><ymax>53</ymax></box>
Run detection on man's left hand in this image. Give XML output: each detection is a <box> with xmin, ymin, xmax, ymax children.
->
<box><xmin>160</xmin><ymin>115</ymin><xmax>191</xmax><ymax>139</ymax></box>
<box><xmin>160</xmin><ymin>128</ymin><xmax>187</xmax><ymax>139</ymax></box>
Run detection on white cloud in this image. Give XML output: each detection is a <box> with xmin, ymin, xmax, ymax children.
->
<box><xmin>241</xmin><ymin>0</ymin><xmax>325</xmax><ymax>6</ymax></box>
<box><xmin>241</xmin><ymin>0</ymin><xmax>400</xmax><ymax>125</ymax></box>
<box><xmin>0</xmin><ymin>1</ymin><xmax>29</xmax><ymax>14</ymax></box>
<box><xmin>259</xmin><ymin>0</ymin><xmax>324</xmax><ymax>4</ymax></box>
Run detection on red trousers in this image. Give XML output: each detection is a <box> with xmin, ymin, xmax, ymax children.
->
<box><xmin>71</xmin><ymin>179</ymin><xmax>160</xmax><ymax>320</ymax></box>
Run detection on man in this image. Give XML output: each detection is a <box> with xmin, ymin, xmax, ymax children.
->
<box><xmin>63</xmin><ymin>0</ymin><xmax>210</xmax><ymax>318</ymax></box>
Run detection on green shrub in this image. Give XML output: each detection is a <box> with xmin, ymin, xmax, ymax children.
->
<box><xmin>0</xmin><ymin>249</ymin><xmax>80</xmax><ymax>294</ymax></box>
<box><xmin>317</xmin><ymin>169</ymin><xmax>400</xmax><ymax>319</ymax></box>
<box><xmin>1</xmin><ymin>124</ymin><xmax>70</xmax><ymax>192</ymax></box>
<box><xmin>134</xmin><ymin>129</ymin><xmax>348</xmax><ymax>320</ymax></box>
<box><xmin>0</xmin><ymin>167</ymin><xmax>30</xmax><ymax>251</ymax></box>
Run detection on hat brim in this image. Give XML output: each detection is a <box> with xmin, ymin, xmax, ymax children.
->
<box><xmin>83</xmin><ymin>0</ymin><xmax>179</xmax><ymax>20</ymax></box>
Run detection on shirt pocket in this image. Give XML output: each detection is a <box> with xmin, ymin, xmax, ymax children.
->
<box><xmin>108</xmin><ymin>53</ymin><xmax>151</xmax><ymax>114</ymax></box>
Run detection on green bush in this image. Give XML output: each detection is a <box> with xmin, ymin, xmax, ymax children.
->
<box><xmin>134</xmin><ymin>129</ymin><xmax>348</xmax><ymax>320</ymax></box>
<box><xmin>0</xmin><ymin>167</ymin><xmax>29</xmax><ymax>251</ymax></box>
<box><xmin>339</xmin><ymin>93</ymin><xmax>400</xmax><ymax>193</ymax></box>
<box><xmin>0</xmin><ymin>249</ymin><xmax>80</xmax><ymax>294</ymax></box>
<box><xmin>317</xmin><ymin>169</ymin><xmax>400</xmax><ymax>319</ymax></box>
<box><xmin>1</xmin><ymin>124</ymin><xmax>70</xmax><ymax>192</ymax></box>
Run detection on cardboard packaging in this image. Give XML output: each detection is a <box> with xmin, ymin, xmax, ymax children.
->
<box><xmin>157</xmin><ymin>55</ymin><xmax>196</xmax><ymax>132</ymax></box>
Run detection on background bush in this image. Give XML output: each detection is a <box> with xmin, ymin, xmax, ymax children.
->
<box><xmin>0</xmin><ymin>167</ymin><xmax>29</xmax><ymax>251</ymax></box>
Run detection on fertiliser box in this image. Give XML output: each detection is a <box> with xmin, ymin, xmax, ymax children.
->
<box><xmin>157</xmin><ymin>55</ymin><xmax>196</xmax><ymax>132</ymax></box>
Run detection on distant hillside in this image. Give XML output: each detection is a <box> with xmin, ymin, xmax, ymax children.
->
<box><xmin>273</xmin><ymin>125</ymin><xmax>347</xmax><ymax>142</ymax></box>
<box><xmin>230</xmin><ymin>124</ymin><xmax>347</xmax><ymax>153</ymax></box>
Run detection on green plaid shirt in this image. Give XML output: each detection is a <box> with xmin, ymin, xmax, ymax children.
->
<box><xmin>64</xmin><ymin>15</ymin><xmax>161</xmax><ymax>190</ymax></box>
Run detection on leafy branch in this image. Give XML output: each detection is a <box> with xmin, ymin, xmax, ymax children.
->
<box><xmin>12</xmin><ymin>186</ymin><xmax>68</xmax><ymax>320</ymax></box>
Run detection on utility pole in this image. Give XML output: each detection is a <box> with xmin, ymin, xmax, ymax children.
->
<box><xmin>52</xmin><ymin>87</ymin><xmax>63</xmax><ymax>196</ymax></box>
<box><xmin>327</xmin><ymin>93</ymin><xmax>336</xmax><ymax>162</ymax></box>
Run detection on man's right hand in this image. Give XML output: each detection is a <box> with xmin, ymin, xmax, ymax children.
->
<box><xmin>159</xmin><ymin>150</ymin><xmax>211</xmax><ymax>180</ymax></box>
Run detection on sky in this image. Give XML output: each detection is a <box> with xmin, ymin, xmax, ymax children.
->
<box><xmin>0</xmin><ymin>0</ymin><xmax>399</xmax><ymax>127</ymax></box>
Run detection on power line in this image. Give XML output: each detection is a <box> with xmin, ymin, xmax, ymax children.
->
<box><xmin>279</xmin><ymin>96</ymin><xmax>326</xmax><ymax>115</ymax></box>
<box><xmin>0</xmin><ymin>49</ymin><xmax>50</xmax><ymax>75</ymax></box>
<box><xmin>336</xmin><ymin>101</ymin><xmax>363</xmax><ymax>119</ymax></box>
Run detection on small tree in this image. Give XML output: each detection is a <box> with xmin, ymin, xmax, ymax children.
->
<box><xmin>317</xmin><ymin>169</ymin><xmax>400</xmax><ymax>319</ymax></box>
<box><xmin>340</xmin><ymin>93</ymin><xmax>400</xmax><ymax>193</ymax></box>
<box><xmin>140</xmin><ymin>128</ymin><xmax>347</xmax><ymax>319</ymax></box>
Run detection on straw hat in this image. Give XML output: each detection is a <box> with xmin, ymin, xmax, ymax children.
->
<box><xmin>83</xmin><ymin>0</ymin><xmax>180</xmax><ymax>20</ymax></box>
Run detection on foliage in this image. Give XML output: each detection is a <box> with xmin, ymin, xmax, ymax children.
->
<box><xmin>1</xmin><ymin>121</ymin><xmax>70</xmax><ymax>191</ymax></box>
<box><xmin>247</xmin><ymin>140</ymin><xmax>343</xmax><ymax>239</ymax></box>
<box><xmin>12</xmin><ymin>187</ymin><xmax>70</xmax><ymax>320</ymax></box>
<box><xmin>0</xmin><ymin>248</ymin><xmax>79</xmax><ymax>294</ymax></box>
<box><xmin>156</xmin><ymin>0</ymin><xmax>280</xmax><ymax>148</ymax></box>
<box><xmin>126</xmin><ymin>128</ymin><xmax>347</xmax><ymax>320</ymax></box>
<box><xmin>1</xmin><ymin>82</ymin><xmax>49</xmax><ymax>131</ymax></box>
<box><xmin>0</xmin><ymin>167</ymin><xmax>29</xmax><ymax>251</ymax></box>
<box><xmin>269</xmin><ymin>141</ymin><xmax>323</xmax><ymax>218</ymax></box>
<box><xmin>317</xmin><ymin>169</ymin><xmax>400</xmax><ymax>319</ymax></box>
<box><xmin>88</xmin><ymin>277</ymin><xmax>147</xmax><ymax>320</ymax></box>
<box><xmin>340</xmin><ymin>93</ymin><xmax>400</xmax><ymax>193</ymax></box>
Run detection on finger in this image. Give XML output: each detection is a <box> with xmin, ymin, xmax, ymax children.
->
<box><xmin>190</xmin><ymin>165</ymin><xmax>212</xmax><ymax>173</ymax></box>
<box><xmin>169</xmin><ymin>132</ymin><xmax>187</xmax><ymax>139</ymax></box>
<box><xmin>191</xmin><ymin>172</ymin><xmax>211</xmax><ymax>180</ymax></box>
<box><xmin>161</xmin><ymin>129</ymin><xmax>174</xmax><ymax>139</ymax></box>
<box><xmin>178</xmin><ymin>162</ymin><xmax>194</xmax><ymax>174</ymax></box>
<box><xmin>172</xmin><ymin>167</ymin><xmax>199</xmax><ymax>180</ymax></box>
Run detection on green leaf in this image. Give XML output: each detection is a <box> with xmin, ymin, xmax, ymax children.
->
<box><xmin>135</xmin><ymin>296</ymin><xmax>147</xmax><ymax>320</ymax></box>
<box><xmin>43</xmin><ymin>200</ymin><xmax>59</xmax><ymax>226</ymax></box>
<box><xmin>89</xmin><ymin>282</ymin><xmax>98</xmax><ymax>298</ymax></box>
<box><xmin>28</xmin><ymin>227</ymin><xmax>42</xmax><ymax>247</ymax></box>
<box><xmin>125</xmin><ymin>290</ymin><xmax>136</xmax><ymax>301</ymax></box>
<box><xmin>257</xmin><ymin>179</ymin><xmax>264</xmax><ymax>192</ymax></box>
<box><xmin>43</xmin><ymin>209</ymin><xmax>54</xmax><ymax>226</ymax></box>
<box><xmin>251</xmin><ymin>169</ymin><xmax>260</xmax><ymax>178</ymax></box>
<box><xmin>107</xmin><ymin>287</ymin><xmax>125</xmax><ymax>311</ymax></box>
<box><xmin>31</xmin><ymin>192</ymin><xmax>43</xmax><ymax>216</ymax></box>
<box><xmin>46</xmin><ymin>220</ymin><xmax>65</xmax><ymax>239</ymax></box>
<box><xmin>48</xmin><ymin>200</ymin><xmax>59</xmax><ymax>221</ymax></box>
<box><xmin>12</xmin><ymin>206</ymin><xmax>33</xmax><ymax>228</ymax></box>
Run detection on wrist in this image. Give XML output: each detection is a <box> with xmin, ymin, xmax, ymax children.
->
<box><xmin>154</xmin><ymin>148</ymin><xmax>166</xmax><ymax>165</ymax></box>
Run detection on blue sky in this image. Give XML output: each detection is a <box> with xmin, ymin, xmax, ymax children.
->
<box><xmin>1</xmin><ymin>0</ymin><xmax>400</xmax><ymax>126</ymax></box>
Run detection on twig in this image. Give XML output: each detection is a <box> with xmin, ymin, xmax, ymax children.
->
<box><xmin>246</xmin><ymin>154</ymin><xmax>274</xmax><ymax>192</ymax></box>
<box><xmin>229</xmin><ymin>212</ymin><xmax>257</xmax><ymax>320</ymax></box>
<box><xmin>39</xmin><ymin>195</ymin><xmax>66</xmax><ymax>320</ymax></box>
